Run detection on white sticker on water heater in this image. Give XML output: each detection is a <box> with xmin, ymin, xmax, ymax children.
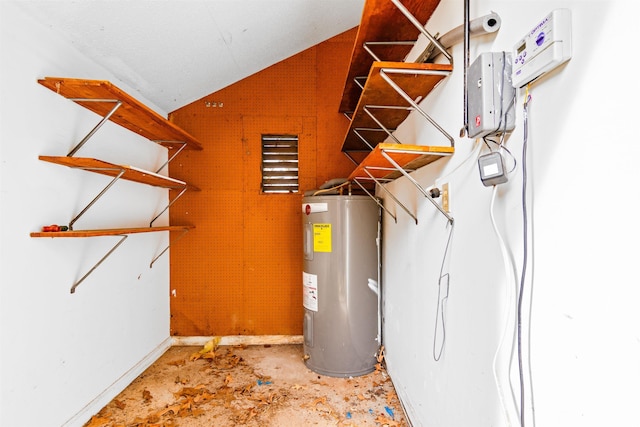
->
<box><xmin>302</xmin><ymin>203</ymin><xmax>328</xmax><ymax>215</ymax></box>
<box><xmin>302</xmin><ymin>271</ymin><xmax>318</xmax><ymax>312</ymax></box>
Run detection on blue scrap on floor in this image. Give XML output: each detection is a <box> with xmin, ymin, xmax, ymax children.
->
<box><xmin>385</xmin><ymin>406</ymin><xmax>395</xmax><ymax>419</ymax></box>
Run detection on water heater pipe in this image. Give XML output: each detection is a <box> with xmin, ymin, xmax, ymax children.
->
<box><xmin>426</xmin><ymin>12</ymin><xmax>502</xmax><ymax>61</ymax></box>
<box><xmin>463</xmin><ymin>0</ymin><xmax>470</xmax><ymax>137</ymax></box>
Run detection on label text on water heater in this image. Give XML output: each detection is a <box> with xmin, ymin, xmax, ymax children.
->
<box><xmin>313</xmin><ymin>223</ymin><xmax>332</xmax><ymax>252</ymax></box>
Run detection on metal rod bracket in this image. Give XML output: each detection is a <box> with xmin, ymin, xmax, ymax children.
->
<box><xmin>390</xmin><ymin>0</ymin><xmax>453</xmax><ymax>64</ymax></box>
<box><xmin>67</xmin><ymin>100</ymin><xmax>122</xmax><ymax>157</ymax></box>
<box><xmin>380</xmin><ymin>149</ymin><xmax>454</xmax><ymax>224</ymax></box>
<box><xmin>149</xmin><ymin>228</ymin><xmax>191</xmax><ymax>268</ymax></box>
<box><xmin>154</xmin><ymin>142</ymin><xmax>188</xmax><ymax>174</ymax></box>
<box><xmin>69</xmin><ymin>168</ymin><xmax>126</xmax><ymax>230</ymax></box>
<box><xmin>149</xmin><ymin>186</ymin><xmax>188</xmax><ymax>227</ymax></box>
<box><xmin>70</xmin><ymin>234</ymin><xmax>128</xmax><ymax>293</ymax></box>
<box><xmin>362</xmin><ymin>167</ymin><xmax>417</xmax><ymax>224</ymax></box>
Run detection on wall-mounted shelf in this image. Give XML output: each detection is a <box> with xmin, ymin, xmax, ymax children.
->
<box><xmin>38</xmin><ymin>155</ymin><xmax>199</xmax><ymax>230</ymax></box>
<box><xmin>33</xmin><ymin>77</ymin><xmax>203</xmax><ymax>293</ymax></box>
<box><xmin>30</xmin><ymin>225</ymin><xmax>193</xmax><ymax>239</ymax></box>
<box><xmin>339</xmin><ymin>0</ymin><xmax>455</xmax><ymax>224</ymax></box>
<box><xmin>31</xmin><ymin>226</ymin><xmax>194</xmax><ymax>293</ymax></box>
<box><xmin>37</xmin><ymin>77</ymin><xmax>203</xmax><ymax>152</ymax></box>
<box><xmin>339</xmin><ymin>0</ymin><xmax>454</xmax><ymax>164</ymax></box>
<box><xmin>348</xmin><ymin>143</ymin><xmax>453</xmax><ymax>224</ymax></box>
<box><xmin>38</xmin><ymin>156</ymin><xmax>193</xmax><ymax>189</ymax></box>
<box><xmin>341</xmin><ymin>61</ymin><xmax>453</xmax><ymax>163</ymax></box>
<box><xmin>340</xmin><ymin>0</ymin><xmax>446</xmax><ymax>114</ymax></box>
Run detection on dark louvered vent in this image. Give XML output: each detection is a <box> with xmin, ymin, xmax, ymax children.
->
<box><xmin>261</xmin><ymin>135</ymin><xmax>299</xmax><ymax>193</ymax></box>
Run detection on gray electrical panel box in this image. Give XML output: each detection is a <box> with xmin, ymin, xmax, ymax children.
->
<box><xmin>467</xmin><ymin>52</ymin><xmax>515</xmax><ymax>138</ymax></box>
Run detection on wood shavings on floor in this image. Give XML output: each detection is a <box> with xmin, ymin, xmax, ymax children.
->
<box><xmin>84</xmin><ymin>344</ymin><xmax>408</xmax><ymax>426</ymax></box>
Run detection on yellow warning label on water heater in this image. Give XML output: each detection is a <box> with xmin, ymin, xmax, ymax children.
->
<box><xmin>313</xmin><ymin>223</ymin><xmax>332</xmax><ymax>252</ymax></box>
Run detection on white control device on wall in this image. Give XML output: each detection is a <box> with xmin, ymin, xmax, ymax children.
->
<box><xmin>512</xmin><ymin>8</ymin><xmax>572</xmax><ymax>88</ymax></box>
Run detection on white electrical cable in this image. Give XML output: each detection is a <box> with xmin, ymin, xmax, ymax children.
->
<box><xmin>432</xmin><ymin>222</ymin><xmax>454</xmax><ymax>362</ymax></box>
<box><xmin>428</xmin><ymin>139</ymin><xmax>481</xmax><ymax>362</ymax></box>
<box><xmin>519</xmin><ymin>90</ymin><xmax>536</xmax><ymax>427</ymax></box>
<box><xmin>490</xmin><ymin>185</ymin><xmax>520</xmax><ymax>426</ymax></box>
<box><xmin>375</xmin><ymin>217</ymin><xmax>382</xmax><ymax>346</ymax></box>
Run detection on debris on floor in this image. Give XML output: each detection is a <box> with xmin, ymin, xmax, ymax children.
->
<box><xmin>84</xmin><ymin>344</ymin><xmax>408</xmax><ymax>426</ymax></box>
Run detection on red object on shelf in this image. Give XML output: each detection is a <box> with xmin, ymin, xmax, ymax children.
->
<box><xmin>41</xmin><ymin>225</ymin><xmax>69</xmax><ymax>232</ymax></box>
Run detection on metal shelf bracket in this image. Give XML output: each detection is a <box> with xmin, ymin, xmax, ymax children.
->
<box><xmin>349</xmin><ymin>145</ymin><xmax>454</xmax><ymax>225</ymax></box>
<box><xmin>379</xmin><ymin>68</ymin><xmax>454</xmax><ymax>147</ymax></box>
<box><xmin>66</xmin><ymin>99</ymin><xmax>189</xmax><ymax>172</ymax></box>
<box><xmin>343</xmin><ymin>68</ymin><xmax>453</xmax><ymax>162</ymax></box>
<box><xmin>354</xmin><ymin>164</ymin><xmax>417</xmax><ymax>224</ymax></box>
<box><xmin>149</xmin><ymin>186</ymin><xmax>188</xmax><ymax>227</ymax></box>
<box><xmin>149</xmin><ymin>227</ymin><xmax>192</xmax><ymax>268</ymax></box>
<box><xmin>390</xmin><ymin>0</ymin><xmax>453</xmax><ymax>65</ymax></box>
<box><xmin>363</xmin><ymin>40</ymin><xmax>417</xmax><ymax>62</ymax></box>
<box><xmin>68</xmin><ymin>167</ymin><xmax>126</xmax><ymax>230</ymax></box>
<box><xmin>71</xmin><ymin>234</ymin><xmax>128</xmax><ymax>294</ymax></box>
<box><xmin>153</xmin><ymin>141</ymin><xmax>187</xmax><ymax>174</ymax></box>
<box><xmin>67</xmin><ymin>99</ymin><xmax>122</xmax><ymax>157</ymax></box>
<box><xmin>379</xmin><ymin>148</ymin><xmax>454</xmax><ymax>224</ymax></box>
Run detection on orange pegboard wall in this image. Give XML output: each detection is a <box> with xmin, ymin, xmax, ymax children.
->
<box><xmin>169</xmin><ymin>28</ymin><xmax>358</xmax><ymax>336</ymax></box>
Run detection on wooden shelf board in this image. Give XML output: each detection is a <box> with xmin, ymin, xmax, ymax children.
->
<box><xmin>341</xmin><ymin>62</ymin><xmax>452</xmax><ymax>153</ymax></box>
<box><xmin>340</xmin><ymin>0</ymin><xmax>442</xmax><ymax>113</ymax></box>
<box><xmin>38</xmin><ymin>77</ymin><xmax>203</xmax><ymax>151</ymax></box>
<box><xmin>348</xmin><ymin>142</ymin><xmax>453</xmax><ymax>183</ymax></box>
<box><xmin>38</xmin><ymin>156</ymin><xmax>194</xmax><ymax>189</ymax></box>
<box><xmin>30</xmin><ymin>225</ymin><xmax>194</xmax><ymax>238</ymax></box>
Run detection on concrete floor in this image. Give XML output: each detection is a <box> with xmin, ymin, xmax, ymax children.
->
<box><xmin>84</xmin><ymin>344</ymin><xmax>408</xmax><ymax>426</ymax></box>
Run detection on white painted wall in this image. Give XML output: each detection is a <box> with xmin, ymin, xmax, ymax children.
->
<box><xmin>382</xmin><ymin>1</ymin><xmax>640</xmax><ymax>426</ymax></box>
<box><xmin>0</xmin><ymin>3</ymin><xmax>174</xmax><ymax>426</ymax></box>
<box><xmin>2</xmin><ymin>1</ymin><xmax>638</xmax><ymax>426</ymax></box>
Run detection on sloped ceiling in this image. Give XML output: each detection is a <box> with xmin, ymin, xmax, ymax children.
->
<box><xmin>17</xmin><ymin>0</ymin><xmax>364</xmax><ymax>113</ymax></box>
